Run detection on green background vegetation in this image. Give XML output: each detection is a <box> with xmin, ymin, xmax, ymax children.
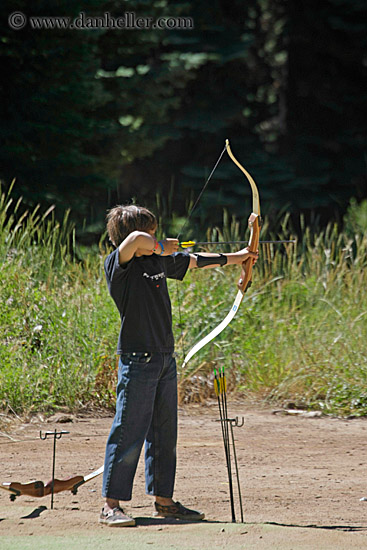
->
<box><xmin>0</xmin><ymin>1</ymin><xmax>366</xmax><ymax>416</ymax></box>
<box><xmin>1</xmin><ymin>185</ymin><xmax>367</xmax><ymax>417</ymax></box>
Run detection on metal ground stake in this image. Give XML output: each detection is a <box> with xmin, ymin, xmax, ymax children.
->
<box><xmin>40</xmin><ymin>429</ymin><xmax>69</xmax><ymax>509</ymax></box>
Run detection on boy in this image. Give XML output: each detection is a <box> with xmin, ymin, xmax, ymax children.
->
<box><xmin>100</xmin><ymin>204</ymin><xmax>258</xmax><ymax>526</ymax></box>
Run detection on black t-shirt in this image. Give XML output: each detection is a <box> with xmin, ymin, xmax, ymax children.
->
<box><xmin>104</xmin><ymin>249</ymin><xmax>190</xmax><ymax>354</ymax></box>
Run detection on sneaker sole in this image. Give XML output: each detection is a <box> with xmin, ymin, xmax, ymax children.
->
<box><xmin>99</xmin><ymin>518</ymin><xmax>136</xmax><ymax>527</ymax></box>
<box><xmin>155</xmin><ymin>513</ymin><xmax>205</xmax><ymax>521</ymax></box>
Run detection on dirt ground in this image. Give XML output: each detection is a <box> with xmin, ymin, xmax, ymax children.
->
<box><xmin>1</xmin><ymin>401</ymin><xmax>367</xmax><ymax>549</ymax></box>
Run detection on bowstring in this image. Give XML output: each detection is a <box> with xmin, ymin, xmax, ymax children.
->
<box><xmin>174</xmin><ymin>143</ymin><xmax>227</xmax><ymax>365</ymax></box>
<box><xmin>176</xmin><ymin>144</ymin><xmax>227</xmax><ymax>240</ymax></box>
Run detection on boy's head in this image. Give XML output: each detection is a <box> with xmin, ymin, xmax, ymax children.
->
<box><xmin>106</xmin><ymin>205</ymin><xmax>157</xmax><ymax>247</ymax></box>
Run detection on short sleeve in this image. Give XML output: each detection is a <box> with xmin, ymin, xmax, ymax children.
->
<box><xmin>104</xmin><ymin>248</ymin><xmax>133</xmax><ymax>287</ymax></box>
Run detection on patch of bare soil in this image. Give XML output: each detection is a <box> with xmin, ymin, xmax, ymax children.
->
<box><xmin>1</xmin><ymin>402</ymin><xmax>367</xmax><ymax>548</ymax></box>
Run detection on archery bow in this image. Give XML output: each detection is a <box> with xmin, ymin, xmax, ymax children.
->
<box><xmin>1</xmin><ymin>465</ymin><xmax>104</xmax><ymax>501</ymax></box>
<box><xmin>181</xmin><ymin>139</ymin><xmax>261</xmax><ymax>369</ymax></box>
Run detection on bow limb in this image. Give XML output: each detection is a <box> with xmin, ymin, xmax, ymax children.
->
<box><xmin>181</xmin><ymin>289</ymin><xmax>244</xmax><ymax>368</ymax></box>
<box><xmin>0</xmin><ymin>480</ymin><xmax>45</xmax><ymax>500</ymax></box>
<box><xmin>44</xmin><ymin>465</ymin><xmax>104</xmax><ymax>495</ymax></box>
<box><xmin>225</xmin><ymin>139</ymin><xmax>261</xmax><ymax>293</ymax></box>
<box><xmin>181</xmin><ymin>139</ymin><xmax>261</xmax><ymax>369</ymax></box>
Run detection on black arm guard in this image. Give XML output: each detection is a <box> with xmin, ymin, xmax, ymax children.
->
<box><xmin>195</xmin><ymin>253</ymin><xmax>228</xmax><ymax>268</ymax></box>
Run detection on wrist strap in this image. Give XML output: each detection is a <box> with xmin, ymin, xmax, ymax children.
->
<box><xmin>158</xmin><ymin>241</ymin><xmax>164</xmax><ymax>255</ymax></box>
<box><xmin>153</xmin><ymin>239</ymin><xmax>160</xmax><ymax>253</ymax></box>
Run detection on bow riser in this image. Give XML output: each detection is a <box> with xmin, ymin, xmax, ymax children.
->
<box><xmin>238</xmin><ymin>213</ymin><xmax>261</xmax><ymax>293</ymax></box>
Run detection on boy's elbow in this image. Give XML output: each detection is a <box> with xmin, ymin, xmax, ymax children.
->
<box><xmin>123</xmin><ymin>231</ymin><xmax>145</xmax><ymax>247</ymax></box>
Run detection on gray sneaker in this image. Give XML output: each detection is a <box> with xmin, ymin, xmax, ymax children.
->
<box><xmin>99</xmin><ymin>506</ymin><xmax>136</xmax><ymax>527</ymax></box>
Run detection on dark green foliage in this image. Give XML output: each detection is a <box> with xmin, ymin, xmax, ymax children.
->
<box><xmin>0</xmin><ymin>1</ymin><xmax>117</xmax><ymax>219</ymax></box>
<box><xmin>284</xmin><ymin>0</ymin><xmax>367</xmax><ymax>214</ymax></box>
<box><xmin>0</xmin><ymin>0</ymin><xmax>366</xmax><ymax>237</ymax></box>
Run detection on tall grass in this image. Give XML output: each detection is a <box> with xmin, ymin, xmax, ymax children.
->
<box><xmin>0</xmin><ymin>183</ymin><xmax>119</xmax><ymax>413</ymax></box>
<box><xmin>1</xmin><ymin>183</ymin><xmax>367</xmax><ymax>416</ymax></box>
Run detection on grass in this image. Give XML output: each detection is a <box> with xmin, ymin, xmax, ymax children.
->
<box><xmin>0</xmin><ymin>182</ymin><xmax>119</xmax><ymax>413</ymax></box>
<box><xmin>1</xmin><ymin>182</ymin><xmax>367</xmax><ymax>416</ymax></box>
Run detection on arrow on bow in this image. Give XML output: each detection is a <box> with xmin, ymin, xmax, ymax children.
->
<box><xmin>180</xmin><ymin>239</ymin><xmax>295</xmax><ymax>248</ymax></box>
<box><xmin>181</xmin><ymin>139</ymin><xmax>261</xmax><ymax>369</ymax></box>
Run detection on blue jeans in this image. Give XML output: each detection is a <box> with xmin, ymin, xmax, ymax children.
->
<box><xmin>102</xmin><ymin>352</ymin><xmax>178</xmax><ymax>501</ymax></box>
